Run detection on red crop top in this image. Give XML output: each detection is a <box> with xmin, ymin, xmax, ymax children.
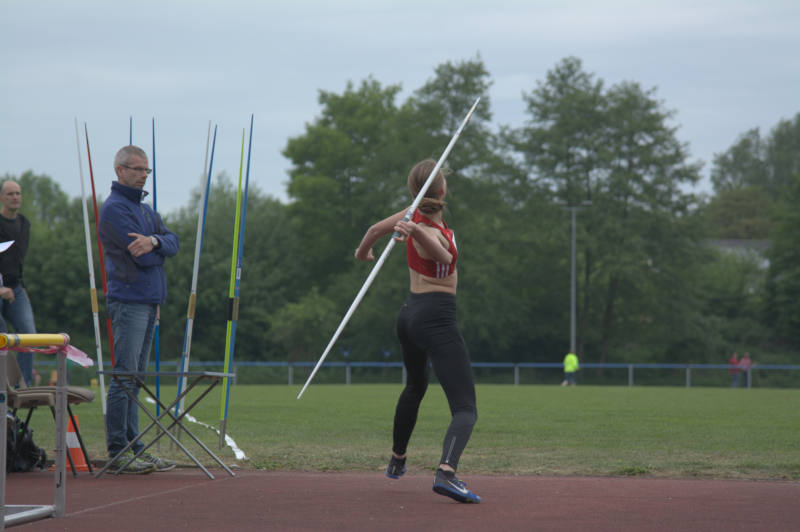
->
<box><xmin>405</xmin><ymin>210</ymin><xmax>458</xmax><ymax>278</ymax></box>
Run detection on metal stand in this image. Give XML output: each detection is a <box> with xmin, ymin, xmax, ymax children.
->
<box><xmin>94</xmin><ymin>371</ymin><xmax>236</xmax><ymax>480</ymax></box>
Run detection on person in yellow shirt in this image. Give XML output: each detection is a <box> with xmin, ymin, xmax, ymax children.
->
<box><xmin>562</xmin><ymin>352</ymin><xmax>579</xmax><ymax>386</ymax></box>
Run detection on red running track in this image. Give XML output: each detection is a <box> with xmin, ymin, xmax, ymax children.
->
<box><xmin>6</xmin><ymin>469</ymin><xmax>800</xmax><ymax>531</ymax></box>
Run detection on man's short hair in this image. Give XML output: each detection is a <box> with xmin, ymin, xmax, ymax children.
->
<box><xmin>113</xmin><ymin>145</ymin><xmax>148</xmax><ymax>170</ymax></box>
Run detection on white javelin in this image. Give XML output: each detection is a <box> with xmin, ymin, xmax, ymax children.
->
<box><xmin>74</xmin><ymin>117</ymin><xmax>107</xmax><ymax>417</ymax></box>
<box><xmin>297</xmin><ymin>97</ymin><xmax>481</xmax><ymax>399</ymax></box>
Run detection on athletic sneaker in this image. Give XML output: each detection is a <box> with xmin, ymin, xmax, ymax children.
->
<box><xmin>432</xmin><ymin>468</ymin><xmax>481</xmax><ymax>503</ymax></box>
<box><xmin>141</xmin><ymin>452</ymin><xmax>176</xmax><ymax>472</ymax></box>
<box><xmin>109</xmin><ymin>450</ymin><xmax>156</xmax><ymax>475</ymax></box>
<box><xmin>385</xmin><ymin>455</ymin><xmax>406</xmax><ymax>479</ymax></box>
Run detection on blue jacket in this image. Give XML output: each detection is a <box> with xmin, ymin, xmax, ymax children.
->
<box><xmin>98</xmin><ymin>181</ymin><xmax>179</xmax><ymax>304</ymax></box>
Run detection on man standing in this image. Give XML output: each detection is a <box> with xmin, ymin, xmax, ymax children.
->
<box><xmin>0</xmin><ymin>180</ymin><xmax>37</xmax><ymax>385</ymax></box>
<box><xmin>99</xmin><ymin>145</ymin><xmax>179</xmax><ymax>474</ymax></box>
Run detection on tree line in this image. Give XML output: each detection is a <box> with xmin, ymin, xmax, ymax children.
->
<box><xmin>6</xmin><ymin>56</ymin><xmax>800</xmax><ymax>369</ymax></box>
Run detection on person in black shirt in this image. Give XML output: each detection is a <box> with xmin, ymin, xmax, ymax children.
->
<box><xmin>0</xmin><ymin>180</ymin><xmax>37</xmax><ymax>385</ymax></box>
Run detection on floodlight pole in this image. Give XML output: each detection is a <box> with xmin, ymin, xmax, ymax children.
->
<box><xmin>559</xmin><ymin>200</ymin><xmax>591</xmax><ymax>354</ymax></box>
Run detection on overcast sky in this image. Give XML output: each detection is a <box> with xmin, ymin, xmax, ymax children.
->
<box><xmin>1</xmin><ymin>0</ymin><xmax>798</xmax><ymax>214</ymax></box>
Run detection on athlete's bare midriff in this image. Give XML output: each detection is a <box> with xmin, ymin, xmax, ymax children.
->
<box><xmin>409</xmin><ymin>267</ymin><xmax>457</xmax><ymax>295</ymax></box>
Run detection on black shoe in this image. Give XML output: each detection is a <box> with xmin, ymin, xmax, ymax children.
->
<box><xmin>385</xmin><ymin>455</ymin><xmax>406</xmax><ymax>479</ymax></box>
<box><xmin>432</xmin><ymin>468</ymin><xmax>481</xmax><ymax>503</ymax></box>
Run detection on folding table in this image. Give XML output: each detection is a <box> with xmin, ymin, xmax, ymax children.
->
<box><xmin>94</xmin><ymin>370</ymin><xmax>236</xmax><ymax>480</ymax></box>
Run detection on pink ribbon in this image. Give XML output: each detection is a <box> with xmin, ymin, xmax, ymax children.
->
<box><xmin>1</xmin><ymin>344</ymin><xmax>94</xmax><ymax>368</ymax></box>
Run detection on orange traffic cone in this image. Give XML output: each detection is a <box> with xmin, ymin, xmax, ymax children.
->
<box><xmin>66</xmin><ymin>416</ymin><xmax>90</xmax><ymax>472</ymax></box>
<box><xmin>52</xmin><ymin>415</ymin><xmax>90</xmax><ymax>472</ymax></box>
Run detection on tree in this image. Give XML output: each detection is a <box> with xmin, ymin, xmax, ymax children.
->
<box><xmin>765</xmin><ymin>173</ymin><xmax>800</xmax><ymax>347</ymax></box>
<box><xmin>283</xmin><ymin>79</ymin><xmax>408</xmax><ymax>291</ymax></box>
<box><xmin>159</xmin><ymin>176</ymin><xmax>298</xmax><ymax>363</ymax></box>
<box><xmin>767</xmin><ymin>115</ymin><xmax>800</xmax><ymax>199</ymax></box>
<box><xmin>508</xmin><ymin>57</ymin><xmax>607</xmax><ymax>360</ymax></box>
<box><xmin>270</xmin><ymin>287</ymin><xmax>338</xmax><ymax>362</ymax></box>
<box><xmin>711</xmin><ymin>113</ymin><xmax>800</xmax><ymax>202</ymax></box>
<box><xmin>406</xmin><ymin>56</ymin><xmax>496</xmax><ymax>173</ymax></box>
<box><xmin>513</xmin><ymin>57</ymin><xmax>606</xmax><ymax>199</ymax></box>
<box><xmin>703</xmin><ymin>113</ymin><xmax>800</xmax><ymax>353</ymax></box>
<box><xmin>700</xmin><ymin>186</ymin><xmax>773</xmax><ymax>239</ymax></box>
<box><xmin>591</xmin><ymin>79</ymin><xmax>703</xmax><ymax>363</ymax></box>
<box><xmin>511</xmin><ymin>57</ymin><xmax>705</xmax><ymax>363</ymax></box>
<box><xmin>711</xmin><ymin>128</ymin><xmax>769</xmax><ymax>193</ymax></box>
<box><xmin>697</xmin><ymin>247</ymin><xmax>768</xmax><ymax>351</ymax></box>
<box><xmin>280</xmin><ymin>57</ymin><xmax>509</xmax><ymax>362</ymax></box>
<box><xmin>446</xmin><ymin>172</ymin><xmax>567</xmax><ymax>362</ymax></box>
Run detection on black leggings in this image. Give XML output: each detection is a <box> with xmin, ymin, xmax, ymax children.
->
<box><xmin>393</xmin><ymin>292</ymin><xmax>477</xmax><ymax>470</ymax></box>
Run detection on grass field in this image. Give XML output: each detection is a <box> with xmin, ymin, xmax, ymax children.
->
<box><xmin>21</xmin><ymin>383</ymin><xmax>800</xmax><ymax>480</ymax></box>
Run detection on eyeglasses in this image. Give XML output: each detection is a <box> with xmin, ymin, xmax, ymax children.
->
<box><xmin>121</xmin><ymin>164</ymin><xmax>152</xmax><ymax>175</ymax></box>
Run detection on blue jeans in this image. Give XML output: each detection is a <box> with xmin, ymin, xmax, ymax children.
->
<box><xmin>0</xmin><ymin>286</ymin><xmax>37</xmax><ymax>385</ymax></box>
<box><xmin>105</xmin><ymin>300</ymin><xmax>157</xmax><ymax>457</ymax></box>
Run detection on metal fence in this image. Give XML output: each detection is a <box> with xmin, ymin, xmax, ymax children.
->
<box><xmin>55</xmin><ymin>360</ymin><xmax>800</xmax><ymax>389</ymax></box>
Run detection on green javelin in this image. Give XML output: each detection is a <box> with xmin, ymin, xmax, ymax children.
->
<box><xmin>219</xmin><ymin>128</ymin><xmax>246</xmax><ymax>446</ymax></box>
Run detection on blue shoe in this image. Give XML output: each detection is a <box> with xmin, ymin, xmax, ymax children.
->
<box><xmin>386</xmin><ymin>455</ymin><xmax>406</xmax><ymax>479</ymax></box>
<box><xmin>432</xmin><ymin>468</ymin><xmax>481</xmax><ymax>503</ymax></box>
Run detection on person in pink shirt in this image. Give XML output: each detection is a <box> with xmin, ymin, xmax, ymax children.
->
<box><xmin>739</xmin><ymin>352</ymin><xmax>753</xmax><ymax>387</ymax></box>
<box><xmin>728</xmin><ymin>352</ymin><xmax>741</xmax><ymax>388</ymax></box>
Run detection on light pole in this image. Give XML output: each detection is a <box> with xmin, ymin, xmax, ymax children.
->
<box><xmin>559</xmin><ymin>200</ymin><xmax>592</xmax><ymax>354</ymax></box>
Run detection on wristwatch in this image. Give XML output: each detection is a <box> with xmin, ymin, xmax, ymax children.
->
<box><xmin>150</xmin><ymin>235</ymin><xmax>159</xmax><ymax>248</ymax></box>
